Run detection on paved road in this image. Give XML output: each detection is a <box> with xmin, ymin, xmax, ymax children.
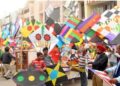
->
<box><xmin>0</xmin><ymin>76</ymin><xmax>92</xmax><ymax>86</ymax></box>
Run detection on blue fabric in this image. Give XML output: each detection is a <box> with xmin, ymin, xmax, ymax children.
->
<box><xmin>57</xmin><ymin>35</ymin><xmax>65</xmax><ymax>48</ymax></box>
<box><xmin>113</xmin><ymin>62</ymin><xmax>120</xmax><ymax>86</ymax></box>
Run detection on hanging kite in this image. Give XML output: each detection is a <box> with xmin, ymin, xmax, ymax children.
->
<box><xmin>13</xmin><ymin>69</ymin><xmax>47</xmax><ymax>86</ymax></box>
<box><xmin>29</xmin><ymin>25</ymin><xmax>58</xmax><ymax>52</ymax></box>
<box><xmin>20</xmin><ymin>20</ymin><xmax>42</xmax><ymax>38</ymax></box>
<box><xmin>91</xmin><ymin>6</ymin><xmax>120</xmax><ymax>42</ymax></box>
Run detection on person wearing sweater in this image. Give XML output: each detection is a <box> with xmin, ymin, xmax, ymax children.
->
<box><xmin>91</xmin><ymin>44</ymin><xmax>108</xmax><ymax>86</ymax></box>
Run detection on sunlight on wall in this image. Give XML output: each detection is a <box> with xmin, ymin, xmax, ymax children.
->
<box><xmin>0</xmin><ymin>0</ymin><xmax>27</xmax><ymax>19</ymax></box>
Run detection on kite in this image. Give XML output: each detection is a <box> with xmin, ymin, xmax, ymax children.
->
<box><xmin>91</xmin><ymin>6</ymin><xmax>120</xmax><ymax>41</ymax></box>
<box><xmin>29</xmin><ymin>25</ymin><xmax>58</xmax><ymax>52</ymax></box>
<box><xmin>45</xmin><ymin>63</ymin><xmax>67</xmax><ymax>86</ymax></box>
<box><xmin>13</xmin><ymin>69</ymin><xmax>47</xmax><ymax>86</ymax></box>
<box><xmin>20</xmin><ymin>20</ymin><xmax>42</xmax><ymax>38</ymax></box>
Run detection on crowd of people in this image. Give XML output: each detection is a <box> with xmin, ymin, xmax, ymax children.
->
<box><xmin>0</xmin><ymin>43</ymin><xmax>120</xmax><ymax>86</ymax></box>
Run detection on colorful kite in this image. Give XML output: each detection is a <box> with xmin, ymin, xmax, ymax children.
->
<box><xmin>13</xmin><ymin>69</ymin><xmax>47</xmax><ymax>86</ymax></box>
<box><xmin>91</xmin><ymin>6</ymin><xmax>120</xmax><ymax>41</ymax></box>
<box><xmin>60</xmin><ymin>16</ymin><xmax>81</xmax><ymax>42</ymax></box>
<box><xmin>46</xmin><ymin>63</ymin><xmax>67</xmax><ymax>86</ymax></box>
<box><xmin>75</xmin><ymin>13</ymin><xmax>100</xmax><ymax>42</ymax></box>
<box><xmin>29</xmin><ymin>25</ymin><xmax>58</xmax><ymax>52</ymax></box>
<box><xmin>20</xmin><ymin>20</ymin><xmax>42</xmax><ymax>38</ymax></box>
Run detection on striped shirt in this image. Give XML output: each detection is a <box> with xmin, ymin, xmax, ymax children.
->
<box><xmin>78</xmin><ymin>53</ymin><xmax>90</xmax><ymax>68</ymax></box>
<box><xmin>79</xmin><ymin>56</ymin><xmax>86</xmax><ymax>68</ymax></box>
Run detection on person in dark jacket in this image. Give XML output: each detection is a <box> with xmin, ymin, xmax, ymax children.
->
<box><xmin>1</xmin><ymin>47</ymin><xmax>15</xmax><ymax>79</ymax></box>
<box><xmin>92</xmin><ymin>44</ymin><xmax>108</xmax><ymax>86</ymax></box>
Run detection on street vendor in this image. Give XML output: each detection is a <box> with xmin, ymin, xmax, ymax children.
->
<box><xmin>91</xmin><ymin>44</ymin><xmax>108</xmax><ymax>86</ymax></box>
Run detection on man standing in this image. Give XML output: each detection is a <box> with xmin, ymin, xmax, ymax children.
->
<box><xmin>1</xmin><ymin>47</ymin><xmax>15</xmax><ymax>79</ymax></box>
<box><xmin>92</xmin><ymin>44</ymin><xmax>108</xmax><ymax>86</ymax></box>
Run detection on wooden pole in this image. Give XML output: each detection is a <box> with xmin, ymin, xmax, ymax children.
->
<box><xmin>20</xmin><ymin>37</ymin><xmax>23</xmax><ymax>69</ymax></box>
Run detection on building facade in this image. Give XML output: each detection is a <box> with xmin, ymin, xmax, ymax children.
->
<box><xmin>0</xmin><ymin>0</ymin><xmax>119</xmax><ymax>25</ymax></box>
<box><xmin>20</xmin><ymin>0</ymin><xmax>118</xmax><ymax>23</ymax></box>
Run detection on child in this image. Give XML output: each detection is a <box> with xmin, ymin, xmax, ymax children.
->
<box><xmin>31</xmin><ymin>52</ymin><xmax>46</xmax><ymax>86</ymax></box>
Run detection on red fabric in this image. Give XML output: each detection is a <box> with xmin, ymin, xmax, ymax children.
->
<box><xmin>32</xmin><ymin>59</ymin><xmax>46</xmax><ymax>70</ymax></box>
<box><xmin>49</xmin><ymin>47</ymin><xmax>60</xmax><ymax>64</ymax></box>
<box><xmin>97</xmin><ymin>44</ymin><xmax>106</xmax><ymax>52</ymax></box>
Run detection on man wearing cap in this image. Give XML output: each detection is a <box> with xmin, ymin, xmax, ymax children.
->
<box><xmin>91</xmin><ymin>44</ymin><xmax>108</xmax><ymax>86</ymax></box>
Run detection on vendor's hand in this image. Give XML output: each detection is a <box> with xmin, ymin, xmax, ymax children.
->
<box><xmin>109</xmin><ymin>78</ymin><xmax>118</xmax><ymax>84</ymax></box>
<box><xmin>103</xmin><ymin>70</ymin><xmax>108</xmax><ymax>74</ymax></box>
